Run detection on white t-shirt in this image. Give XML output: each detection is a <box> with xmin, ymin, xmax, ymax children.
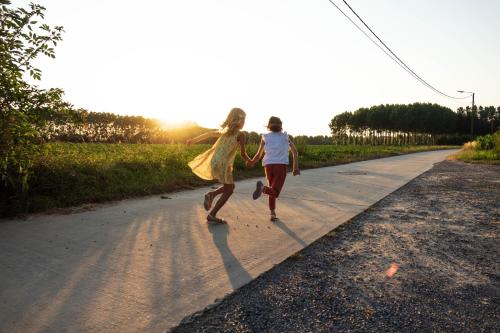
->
<box><xmin>262</xmin><ymin>132</ymin><xmax>290</xmax><ymax>166</ymax></box>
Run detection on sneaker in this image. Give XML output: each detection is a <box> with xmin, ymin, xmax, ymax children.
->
<box><xmin>253</xmin><ymin>181</ymin><xmax>264</xmax><ymax>200</ymax></box>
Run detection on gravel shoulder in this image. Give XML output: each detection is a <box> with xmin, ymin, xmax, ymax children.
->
<box><xmin>170</xmin><ymin>160</ymin><xmax>500</xmax><ymax>333</ymax></box>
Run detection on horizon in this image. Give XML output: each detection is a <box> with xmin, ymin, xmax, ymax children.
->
<box><xmin>101</xmin><ymin>101</ymin><xmax>498</xmax><ymax>137</ymax></box>
<box><xmin>18</xmin><ymin>0</ymin><xmax>500</xmax><ymax>135</ymax></box>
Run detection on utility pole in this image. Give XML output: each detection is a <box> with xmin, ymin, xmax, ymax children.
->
<box><xmin>471</xmin><ymin>92</ymin><xmax>475</xmax><ymax>137</ymax></box>
<box><xmin>457</xmin><ymin>90</ymin><xmax>476</xmax><ymax>137</ymax></box>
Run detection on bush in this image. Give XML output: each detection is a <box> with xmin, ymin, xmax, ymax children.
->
<box><xmin>476</xmin><ymin>134</ymin><xmax>495</xmax><ymax>150</ymax></box>
<box><xmin>494</xmin><ymin>131</ymin><xmax>500</xmax><ymax>152</ymax></box>
<box><xmin>463</xmin><ymin>141</ymin><xmax>477</xmax><ymax>150</ymax></box>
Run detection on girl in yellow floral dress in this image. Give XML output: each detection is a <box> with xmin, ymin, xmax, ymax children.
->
<box><xmin>186</xmin><ymin>108</ymin><xmax>252</xmax><ymax>224</ymax></box>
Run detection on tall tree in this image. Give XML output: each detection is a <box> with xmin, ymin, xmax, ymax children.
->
<box><xmin>1</xmin><ymin>0</ymin><xmax>71</xmax><ymax>212</ymax></box>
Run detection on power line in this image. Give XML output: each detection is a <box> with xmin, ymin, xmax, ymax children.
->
<box><xmin>340</xmin><ymin>0</ymin><xmax>468</xmax><ymax>100</ymax></box>
<box><xmin>325</xmin><ymin>0</ymin><xmax>447</xmax><ymax>98</ymax></box>
<box><xmin>326</xmin><ymin>0</ymin><xmax>471</xmax><ymax>100</ymax></box>
<box><xmin>324</xmin><ymin>1</ymin><xmax>416</xmax><ymax>81</ymax></box>
<box><xmin>325</xmin><ymin>0</ymin><xmax>441</xmax><ymax>97</ymax></box>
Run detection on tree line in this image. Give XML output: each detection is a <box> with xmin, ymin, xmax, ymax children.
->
<box><xmin>329</xmin><ymin>103</ymin><xmax>500</xmax><ymax>145</ymax></box>
<box><xmin>40</xmin><ymin>109</ymin><xmax>345</xmax><ymax>145</ymax></box>
<box><xmin>38</xmin><ymin>103</ymin><xmax>500</xmax><ymax>146</ymax></box>
<box><xmin>40</xmin><ymin>108</ymin><xmax>267</xmax><ymax>144</ymax></box>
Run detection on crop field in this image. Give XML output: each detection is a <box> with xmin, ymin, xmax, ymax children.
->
<box><xmin>25</xmin><ymin>143</ymin><xmax>456</xmax><ymax>213</ymax></box>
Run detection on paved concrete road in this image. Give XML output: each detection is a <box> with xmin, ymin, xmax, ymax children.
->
<box><xmin>0</xmin><ymin>150</ymin><xmax>457</xmax><ymax>333</ymax></box>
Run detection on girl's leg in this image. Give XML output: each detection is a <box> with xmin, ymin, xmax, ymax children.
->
<box><xmin>270</xmin><ymin>165</ymin><xmax>287</xmax><ymax>196</ymax></box>
<box><xmin>262</xmin><ymin>165</ymin><xmax>275</xmax><ymax>211</ymax></box>
<box><xmin>209</xmin><ymin>185</ymin><xmax>225</xmax><ymax>198</ymax></box>
<box><xmin>209</xmin><ymin>183</ymin><xmax>235</xmax><ymax>218</ymax></box>
<box><xmin>204</xmin><ymin>185</ymin><xmax>225</xmax><ymax>211</ymax></box>
<box><xmin>263</xmin><ymin>165</ymin><xmax>287</xmax><ymax>211</ymax></box>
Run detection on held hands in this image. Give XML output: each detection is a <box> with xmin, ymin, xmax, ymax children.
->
<box><xmin>293</xmin><ymin>167</ymin><xmax>300</xmax><ymax>176</ymax></box>
<box><xmin>246</xmin><ymin>155</ymin><xmax>260</xmax><ymax>167</ymax></box>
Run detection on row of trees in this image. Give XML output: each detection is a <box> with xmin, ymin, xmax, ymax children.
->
<box><xmin>456</xmin><ymin>105</ymin><xmax>500</xmax><ymax>135</ymax></box>
<box><xmin>36</xmin><ymin>103</ymin><xmax>500</xmax><ymax>146</ymax></box>
<box><xmin>43</xmin><ymin>109</ymin><xmax>177</xmax><ymax>143</ymax></box>
<box><xmin>329</xmin><ymin>103</ymin><xmax>500</xmax><ymax>145</ymax></box>
<box><xmin>41</xmin><ymin>108</ymin><xmax>267</xmax><ymax>144</ymax></box>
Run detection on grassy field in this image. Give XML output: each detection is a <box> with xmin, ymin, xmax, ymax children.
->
<box><xmin>24</xmin><ymin>143</ymin><xmax>456</xmax><ymax>214</ymax></box>
<box><xmin>453</xmin><ymin>148</ymin><xmax>500</xmax><ymax>164</ymax></box>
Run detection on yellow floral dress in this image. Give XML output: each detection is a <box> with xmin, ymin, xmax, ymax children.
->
<box><xmin>188</xmin><ymin>131</ymin><xmax>239</xmax><ymax>184</ymax></box>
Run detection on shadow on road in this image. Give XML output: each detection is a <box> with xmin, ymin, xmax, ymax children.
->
<box><xmin>272</xmin><ymin>219</ymin><xmax>307</xmax><ymax>247</ymax></box>
<box><xmin>208</xmin><ymin>223</ymin><xmax>252</xmax><ymax>290</ymax></box>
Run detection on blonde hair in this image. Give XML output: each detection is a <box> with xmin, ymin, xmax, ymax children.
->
<box><xmin>221</xmin><ymin>107</ymin><xmax>246</xmax><ymax>135</ymax></box>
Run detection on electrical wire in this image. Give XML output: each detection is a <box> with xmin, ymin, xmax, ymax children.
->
<box><xmin>326</xmin><ymin>0</ymin><xmax>471</xmax><ymax>99</ymax></box>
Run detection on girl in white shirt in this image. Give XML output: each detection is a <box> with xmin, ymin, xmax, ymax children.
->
<box><xmin>249</xmin><ymin>116</ymin><xmax>299</xmax><ymax>221</ymax></box>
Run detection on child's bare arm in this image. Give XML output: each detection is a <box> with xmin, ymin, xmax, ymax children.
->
<box><xmin>237</xmin><ymin>132</ymin><xmax>252</xmax><ymax>163</ymax></box>
<box><xmin>250</xmin><ymin>139</ymin><xmax>265</xmax><ymax>164</ymax></box>
<box><xmin>289</xmin><ymin>139</ymin><xmax>300</xmax><ymax>176</ymax></box>
<box><xmin>186</xmin><ymin>131</ymin><xmax>220</xmax><ymax>144</ymax></box>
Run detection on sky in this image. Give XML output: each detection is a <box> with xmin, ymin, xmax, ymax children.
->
<box><xmin>14</xmin><ymin>0</ymin><xmax>500</xmax><ymax>135</ymax></box>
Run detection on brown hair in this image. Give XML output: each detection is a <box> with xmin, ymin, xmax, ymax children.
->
<box><xmin>267</xmin><ymin>116</ymin><xmax>282</xmax><ymax>132</ymax></box>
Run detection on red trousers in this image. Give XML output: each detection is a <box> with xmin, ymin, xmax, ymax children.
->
<box><xmin>263</xmin><ymin>164</ymin><xmax>287</xmax><ymax>211</ymax></box>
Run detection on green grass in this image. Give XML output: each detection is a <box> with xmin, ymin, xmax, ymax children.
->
<box><xmin>452</xmin><ymin>134</ymin><xmax>500</xmax><ymax>164</ymax></box>
<box><xmin>453</xmin><ymin>148</ymin><xmax>500</xmax><ymax>164</ymax></box>
<box><xmin>24</xmin><ymin>143</ymin><xmax>456</xmax><ymax>214</ymax></box>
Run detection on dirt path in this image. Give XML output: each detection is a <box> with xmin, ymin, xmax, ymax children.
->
<box><xmin>171</xmin><ymin>160</ymin><xmax>500</xmax><ymax>332</ymax></box>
